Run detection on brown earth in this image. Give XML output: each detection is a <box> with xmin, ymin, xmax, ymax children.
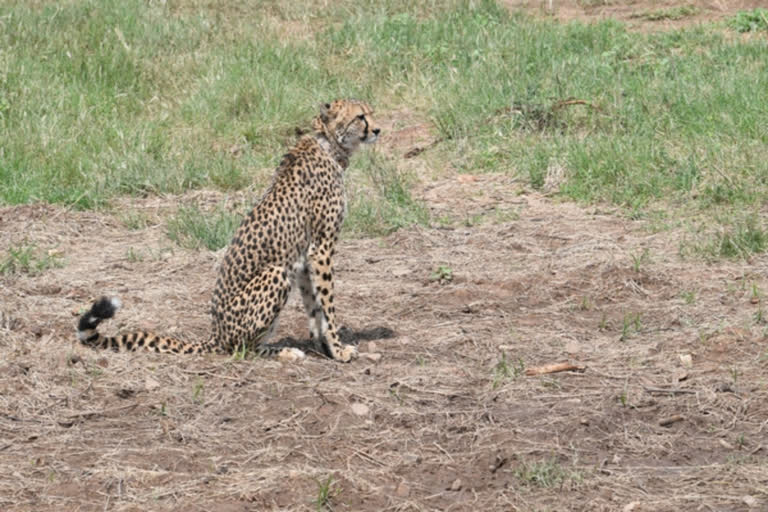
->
<box><xmin>2</xmin><ymin>177</ymin><xmax>768</xmax><ymax>511</ymax></box>
<box><xmin>504</xmin><ymin>0</ymin><xmax>768</xmax><ymax>32</ymax></box>
<box><xmin>2</xmin><ymin>3</ymin><xmax>768</xmax><ymax>511</ymax></box>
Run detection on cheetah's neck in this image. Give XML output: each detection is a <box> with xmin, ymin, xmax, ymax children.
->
<box><xmin>314</xmin><ymin>133</ymin><xmax>350</xmax><ymax>170</ymax></box>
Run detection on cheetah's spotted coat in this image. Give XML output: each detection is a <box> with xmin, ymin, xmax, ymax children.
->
<box><xmin>77</xmin><ymin>99</ymin><xmax>380</xmax><ymax>362</ymax></box>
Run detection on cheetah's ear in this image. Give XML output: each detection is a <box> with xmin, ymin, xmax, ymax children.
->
<box><xmin>311</xmin><ymin>115</ymin><xmax>324</xmax><ymax>132</ymax></box>
<box><xmin>319</xmin><ymin>102</ymin><xmax>332</xmax><ymax>123</ymax></box>
<box><xmin>312</xmin><ymin>102</ymin><xmax>332</xmax><ymax>131</ymax></box>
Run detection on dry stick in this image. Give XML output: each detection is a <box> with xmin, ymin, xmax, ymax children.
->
<box><xmin>65</xmin><ymin>403</ymin><xmax>139</xmax><ymax>420</ymax></box>
<box><xmin>643</xmin><ymin>387</ymin><xmax>697</xmax><ymax>395</ymax></box>
<box><xmin>403</xmin><ymin>137</ymin><xmax>444</xmax><ymax>159</ymax></box>
<box><xmin>659</xmin><ymin>415</ymin><xmax>685</xmax><ymax>427</ymax></box>
<box><xmin>551</xmin><ymin>98</ymin><xmax>604</xmax><ymax>113</ymax></box>
<box><xmin>525</xmin><ymin>362</ymin><xmax>586</xmax><ymax>376</ymax></box>
<box><xmin>352</xmin><ymin>448</ymin><xmax>387</xmax><ymax>467</ymax></box>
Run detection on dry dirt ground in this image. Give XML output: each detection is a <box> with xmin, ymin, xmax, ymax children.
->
<box><xmin>504</xmin><ymin>0</ymin><xmax>768</xmax><ymax>31</ymax></box>
<box><xmin>2</xmin><ymin>3</ymin><xmax>768</xmax><ymax>511</ymax></box>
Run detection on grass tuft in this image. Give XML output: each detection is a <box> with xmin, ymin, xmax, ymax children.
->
<box><xmin>630</xmin><ymin>6</ymin><xmax>700</xmax><ymax>22</ymax></box>
<box><xmin>313</xmin><ymin>475</ymin><xmax>341</xmax><ymax>511</ymax></box>
<box><xmin>492</xmin><ymin>352</ymin><xmax>525</xmax><ymax>389</ymax></box>
<box><xmin>514</xmin><ymin>458</ymin><xmax>583</xmax><ymax>488</ymax></box>
<box><xmin>729</xmin><ymin>8</ymin><xmax>768</xmax><ymax>32</ymax></box>
<box><xmin>166</xmin><ymin>205</ymin><xmax>242</xmax><ymax>251</ymax></box>
<box><xmin>345</xmin><ymin>153</ymin><xmax>429</xmax><ymax>237</ymax></box>
<box><xmin>710</xmin><ymin>218</ymin><xmax>768</xmax><ymax>260</ymax></box>
<box><xmin>0</xmin><ymin>244</ymin><xmax>64</xmax><ymax>276</ymax></box>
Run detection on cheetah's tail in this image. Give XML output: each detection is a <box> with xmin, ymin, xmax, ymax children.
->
<box><xmin>77</xmin><ymin>296</ymin><xmax>122</xmax><ymax>347</ymax></box>
<box><xmin>76</xmin><ymin>296</ymin><xmax>212</xmax><ymax>354</ymax></box>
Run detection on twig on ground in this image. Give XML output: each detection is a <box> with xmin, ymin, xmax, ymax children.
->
<box><xmin>644</xmin><ymin>387</ymin><xmax>697</xmax><ymax>395</ymax></box>
<box><xmin>525</xmin><ymin>362</ymin><xmax>586</xmax><ymax>376</ymax></box>
<box><xmin>659</xmin><ymin>415</ymin><xmax>685</xmax><ymax>427</ymax></box>
<box><xmin>551</xmin><ymin>98</ymin><xmax>604</xmax><ymax>113</ymax></box>
<box><xmin>64</xmin><ymin>403</ymin><xmax>139</xmax><ymax>420</ymax></box>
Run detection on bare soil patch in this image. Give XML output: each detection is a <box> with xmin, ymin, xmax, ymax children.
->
<box><xmin>2</xmin><ymin>175</ymin><xmax>768</xmax><ymax>510</ymax></box>
<box><xmin>504</xmin><ymin>0</ymin><xmax>766</xmax><ymax>31</ymax></box>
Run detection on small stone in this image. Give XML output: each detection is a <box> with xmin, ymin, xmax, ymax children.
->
<box><xmin>402</xmin><ymin>453</ymin><xmax>421</xmax><ymax>465</ymax></box>
<box><xmin>145</xmin><ymin>376</ymin><xmax>160</xmax><ymax>391</ymax></box>
<box><xmin>679</xmin><ymin>354</ymin><xmax>693</xmax><ymax>368</ymax></box>
<box><xmin>359</xmin><ymin>341</ymin><xmax>377</xmax><ymax>353</ymax></box>
<box><xmin>742</xmin><ymin>495</ymin><xmax>758</xmax><ymax>508</ymax></box>
<box><xmin>719</xmin><ymin>439</ymin><xmax>734</xmax><ymax>450</ymax></box>
<box><xmin>362</xmin><ymin>353</ymin><xmax>382</xmax><ymax>363</ymax></box>
<box><xmin>564</xmin><ymin>340</ymin><xmax>580</xmax><ymax>354</ymax></box>
<box><xmin>448</xmin><ymin>478</ymin><xmax>462</xmax><ymax>491</ymax></box>
<box><xmin>391</xmin><ymin>266</ymin><xmax>411</xmax><ymax>277</ymax></box>
<box><xmin>351</xmin><ymin>403</ymin><xmax>370</xmax><ymax>416</ymax></box>
<box><xmin>395</xmin><ymin>482</ymin><xmax>410</xmax><ymax>497</ymax></box>
<box><xmin>96</xmin><ymin>357</ymin><xmax>109</xmax><ymax>368</ymax></box>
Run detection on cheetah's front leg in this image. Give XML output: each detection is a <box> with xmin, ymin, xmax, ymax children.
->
<box><xmin>306</xmin><ymin>245</ymin><xmax>356</xmax><ymax>362</ymax></box>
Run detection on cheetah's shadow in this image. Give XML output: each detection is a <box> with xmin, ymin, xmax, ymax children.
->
<box><xmin>265</xmin><ymin>326</ymin><xmax>396</xmax><ymax>359</ymax></box>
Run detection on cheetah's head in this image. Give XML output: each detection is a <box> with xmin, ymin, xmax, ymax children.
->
<box><xmin>312</xmin><ymin>99</ymin><xmax>380</xmax><ymax>153</ymax></box>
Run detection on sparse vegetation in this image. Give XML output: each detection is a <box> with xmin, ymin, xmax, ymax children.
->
<box><xmin>314</xmin><ymin>475</ymin><xmax>341</xmax><ymax>511</ymax></box>
<box><xmin>192</xmin><ymin>379</ymin><xmax>204</xmax><ymax>403</ymax></box>
<box><xmin>166</xmin><ymin>204</ymin><xmax>242</xmax><ymax>251</ymax></box>
<box><xmin>630</xmin><ymin>5</ymin><xmax>700</xmax><ymax>21</ymax></box>
<box><xmin>126</xmin><ymin>247</ymin><xmax>145</xmax><ymax>263</ymax></box>
<box><xmin>492</xmin><ymin>352</ymin><xmax>525</xmax><ymax>388</ymax></box>
<box><xmin>120</xmin><ymin>210</ymin><xmax>154</xmax><ymax>231</ymax></box>
<box><xmin>620</xmin><ymin>312</ymin><xmax>642</xmax><ymax>341</ymax></box>
<box><xmin>688</xmin><ymin>217</ymin><xmax>768</xmax><ymax>261</ymax></box>
<box><xmin>729</xmin><ymin>8</ymin><xmax>768</xmax><ymax>32</ymax></box>
<box><xmin>345</xmin><ymin>154</ymin><xmax>429</xmax><ymax>236</ymax></box>
<box><xmin>630</xmin><ymin>248</ymin><xmax>651</xmax><ymax>272</ymax></box>
<box><xmin>681</xmin><ymin>290</ymin><xmax>696</xmax><ymax>304</ymax></box>
<box><xmin>0</xmin><ymin>243</ymin><xmax>64</xmax><ymax>276</ymax></box>
<box><xmin>513</xmin><ymin>458</ymin><xmax>583</xmax><ymax>489</ymax></box>
<box><xmin>430</xmin><ymin>265</ymin><xmax>454</xmax><ymax>284</ymax></box>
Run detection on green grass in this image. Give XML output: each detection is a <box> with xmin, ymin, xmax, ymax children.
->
<box><xmin>1</xmin><ymin>0</ymin><xmax>767</xmax><ymax>253</ymax></box>
<box><xmin>313</xmin><ymin>475</ymin><xmax>341</xmax><ymax>511</ymax></box>
<box><xmin>166</xmin><ymin>204</ymin><xmax>242</xmax><ymax>251</ymax></box>
<box><xmin>630</xmin><ymin>6</ymin><xmax>700</xmax><ymax>22</ymax></box>
<box><xmin>345</xmin><ymin>153</ymin><xmax>429</xmax><ymax>236</ymax></box>
<box><xmin>514</xmin><ymin>458</ymin><xmax>583</xmax><ymax>488</ymax></box>
<box><xmin>729</xmin><ymin>8</ymin><xmax>768</xmax><ymax>33</ymax></box>
<box><xmin>0</xmin><ymin>243</ymin><xmax>64</xmax><ymax>276</ymax></box>
<box><xmin>492</xmin><ymin>352</ymin><xmax>525</xmax><ymax>389</ymax></box>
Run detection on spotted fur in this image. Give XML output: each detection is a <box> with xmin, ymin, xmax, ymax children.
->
<box><xmin>77</xmin><ymin>99</ymin><xmax>380</xmax><ymax>362</ymax></box>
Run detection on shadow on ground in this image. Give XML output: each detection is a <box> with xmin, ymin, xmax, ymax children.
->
<box><xmin>267</xmin><ymin>326</ymin><xmax>396</xmax><ymax>358</ymax></box>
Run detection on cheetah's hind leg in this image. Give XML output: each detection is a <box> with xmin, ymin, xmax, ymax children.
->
<box><xmin>229</xmin><ymin>265</ymin><xmax>304</xmax><ymax>360</ymax></box>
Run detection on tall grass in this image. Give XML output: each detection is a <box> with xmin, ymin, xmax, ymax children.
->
<box><xmin>1</xmin><ymin>1</ymin><xmax>766</xmax><ymax>248</ymax></box>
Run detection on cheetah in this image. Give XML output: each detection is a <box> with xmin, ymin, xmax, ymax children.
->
<box><xmin>77</xmin><ymin>99</ymin><xmax>380</xmax><ymax>362</ymax></box>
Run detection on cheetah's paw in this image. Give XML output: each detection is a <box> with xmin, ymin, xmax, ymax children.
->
<box><xmin>337</xmin><ymin>344</ymin><xmax>358</xmax><ymax>363</ymax></box>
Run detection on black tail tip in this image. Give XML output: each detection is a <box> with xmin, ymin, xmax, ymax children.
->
<box><xmin>91</xmin><ymin>296</ymin><xmax>121</xmax><ymax>320</ymax></box>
